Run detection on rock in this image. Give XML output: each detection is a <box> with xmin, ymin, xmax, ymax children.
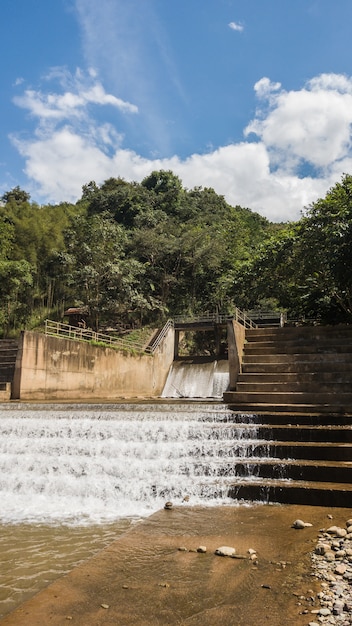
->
<box><xmin>215</xmin><ymin>546</ymin><xmax>236</xmax><ymax>557</ymax></box>
<box><xmin>333</xmin><ymin>600</ymin><xmax>345</xmax><ymax>615</ymax></box>
<box><xmin>292</xmin><ymin>519</ymin><xmax>312</xmax><ymax>529</ymax></box>
<box><xmin>248</xmin><ymin>548</ymin><xmax>257</xmax><ymax>555</ymax></box>
<box><xmin>197</xmin><ymin>546</ymin><xmax>207</xmax><ymax>553</ymax></box>
<box><xmin>334</xmin><ymin>563</ymin><xmax>347</xmax><ymax>575</ymax></box>
<box><xmin>178</xmin><ymin>546</ymin><xmax>188</xmax><ymax>552</ymax></box>
<box><xmin>315</xmin><ymin>544</ymin><xmax>330</xmax><ymax>555</ymax></box>
<box><xmin>101</xmin><ymin>604</ymin><xmax>109</xmax><ymax>609</ymax></box>
<box><xmin>326</xmin><ymin>526</ymin><xmax>347</xmax><ymax>538</ymax></box>
<box><xmin>164</xmin><ymin>501</ymin><xmax>173</xmax><ymax>510</ymax></box>
<box><xmin>292</xmin><ymin>519</ymin><xmax>306</xmax><ymax>529</ymax></box>
<box><xmin>319</xmin><ymin>607</ymin><xmax>331</xmax><ymax>616</ymax></box>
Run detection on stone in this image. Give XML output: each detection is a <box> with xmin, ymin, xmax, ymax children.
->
<box><xmin>215</xmin><ymin>546</ymin><xmax>236</xmax><ymax>557</ymax></box>
<box><xmin>101</xmin><ymin>604</ymin><xmax>109</xmax><ymax>609</ymax></box>
<box><xmin>333</xmin><ymin>600</ymin><xmax>345</xmax><ymax>615</ymax></box>
<box><xmin>197</xmin><ymin>546</ymin><xmax>207</xmax><ymax>553</ymax></box>
<box><xmin>319</xmin><ymin>607</ymin><xmax>331</xmax><ymax>616</ymax></box>
<box><xmin>164</xmin><ymin>501</ymin><xmax>173</xmax><ymax>510</ymax></box>
<box><xmin>327</xmin><ymin>526</ymin><xmax>347</xmax><ymax>538</ymax></box>
<box><xmin>315</xmin><ymin>544</ymin><xmax>330</xmax><ymax>555</ymax></box>
<box><xmin>335</xmin><ymin>563</ymin><xmax>347</xmax><ymax>575</ymax></box>
<box><xmin>292</xmin><ymin>519</ymin><xmax>306</xmax><ymax>529</ymax></box>
<box><xmin>178</xmin><ymin>547</ymin><xmax>188</xmax><ymax>552</ymax></box>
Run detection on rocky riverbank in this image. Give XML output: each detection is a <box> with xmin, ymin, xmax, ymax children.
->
<box><xmin>307</xmin><ymin>516</ymin><xmax>352</xmax><ymax>625</ymax></box>
<box><xmin>0</xmin><ymin>504</ymin><xmax>351</xmax><ymax>626</ymax></box>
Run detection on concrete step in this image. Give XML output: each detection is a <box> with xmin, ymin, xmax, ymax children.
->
<box><xmin>0</xmin><ymin>341</ymin><xmax>18</xmax><ymax>386</ymax></box>
<box><xmin>227</xmin><ymin>479</ymin><xmax>352</xmax><ymax>507</ymax></box>
<box><xmin>225</xmin><ymin>401</ymin><xmax>352</xmax><ymax>415</ymax></box>
<box><xmin>236</xmin><ymin>381</ymin><xmax>352</xmax><ymax>393</ymax></box>
<box><xmin>207</xmin><ymin>422</ymin><xmax>352</xmax><ymax>442</ymax></box>
<box><xmin>242</xmin><ymin>362</ymin><xmax>352</xmax><ymax>374</ymax></box>
<box><xmin>244</xmin><ymin>342</ymin><xmax>352</xmax><ymax>355</ymax></box>
<box><xmin>239</xmin><ymin>370</ymin><xmax>352</xmax><ymax>381</ymax></box>
<box><xmin>227</xmin><ymin>459</ymin><xmax>352</xmax><ymax>483</ymax></box>
<box><xmin>239</xmin><ymin>440</ymin><xmax>352</xmax><ymax>461</ymax></box>
<box><xmin>224</xmin><ymin>391</ymin><xmax>352</xmax><ymax>405</ymax></box>
<box><xmin>246</xmin><ymin>325</ymin><xmax>352</xmax><ymax>341</ymax></box>
<box><xmin>226</xmin><ymin>411</ymin><xmax>352</xmax><ymax>425</ymax></box>
<box><xmin>242</xmin><ymin>353</ymin><xmax>352</xmax><ymax>364</ymax></box>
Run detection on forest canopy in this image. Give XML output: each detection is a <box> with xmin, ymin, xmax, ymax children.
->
<box><xmin>1</xmin><ymin>171</ymin><xmax>351</xmax><ymax>336</ymax></box>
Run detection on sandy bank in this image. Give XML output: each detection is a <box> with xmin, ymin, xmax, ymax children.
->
<box><xmin>1</xmin><ymin>504</ymin><xmax>351</xmax><ymax>626</ymax></box>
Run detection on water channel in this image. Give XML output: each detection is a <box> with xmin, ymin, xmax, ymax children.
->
<box><xmin>0</xmin><ymin>397</ymin><xmax>269</xmax><ymax>618</ymax></box>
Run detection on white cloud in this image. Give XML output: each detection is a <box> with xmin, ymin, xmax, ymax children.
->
<box><xmin>228</xmin><ymin>21</ymin><xmax>244</xmax><ymax>32</ymax></box>
<box><xmin>13</xmin><ymin>69</ymin><xmax>138</xmax><ymax>122</ymax></box>
<box><xmin>10</xmin><ymin>71</ymin><xmax>352</xmax><ymax>222</ymax></box>
<box><xmin>246</xmin><ymin>73</ymin><xmax>352</xmax><ymax>170</ymax></box>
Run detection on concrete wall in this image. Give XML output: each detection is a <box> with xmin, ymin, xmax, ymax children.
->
<box><xmin>227</xmin><ymin>320</ymin><xmax>246</xmax><ymax>390</ymax></box>
<box><xmin>12</xmin><ymin>329</ymin><xmax>175</xmax><ymax>401</ymax></box>
<box><xmin>0</xmin><ymin>383</ymin><xmax>11</xmax><ymax>402</ymax></box>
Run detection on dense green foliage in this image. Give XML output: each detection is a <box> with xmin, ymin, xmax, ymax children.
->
<box><xmin>1</xmin><ymin>172</ymin><xmax>352</xmax><ymax>336</ymax></box>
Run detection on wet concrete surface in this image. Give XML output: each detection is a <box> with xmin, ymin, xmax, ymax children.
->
<box><xmin>1</xmin><ymin>504</ymin><xmax>351</xmax><ymax>626</ymax></box>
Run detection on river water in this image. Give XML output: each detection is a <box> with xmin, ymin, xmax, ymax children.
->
<box><xmin>0</xmin><ymin>400</ymin><xmax>256</xmax><ymax>618</ymax></box>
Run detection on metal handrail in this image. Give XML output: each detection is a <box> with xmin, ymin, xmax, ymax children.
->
<box><xmin>173</xmin><ymin>308</ymin><xmax>257</xmax><ymax>329</ymax></box>
<box><xmin>44</xmin><ymin>307</ymin><xmax>255</xmax><ymax>355</ymax></box>
<box><xmin>45</xmin><ymin>320</ymin><xmax>150</xmax><ymax>353</ymax></box>
<box><xmin>145</xmin><ymin>319</ymin><xmax>174</xmax><ymax>353</ymax></box>
<box><xmin>44</xmin><ymin>318</ymin><xmax>175</xmax><ymax>354</ymax></box>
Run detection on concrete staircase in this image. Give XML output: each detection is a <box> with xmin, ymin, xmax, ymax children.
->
<box><xmin>224</xmin><ymin>411</ymin><xmax>352</xmax><ymax>507</ymax></box>
<box><xmin>0</xmin><ymin>339</ymin><xmax>19</xmax><ymax>400</ymax></box>
<box><xmin>222</xmin><ymin>325</ymin><xmax>352</xmax><ymax>506</ymax></box>
<box><xmin>224</xmin><ymin>325</ymin><xmax>352</xmax><ymax>414</ymax></box>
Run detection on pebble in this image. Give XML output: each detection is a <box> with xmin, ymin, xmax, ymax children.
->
<box><xmin>293</xmin><ymin>519</ymin><xmax>313</xmax><ymax>529</ymax></box>
<box><xmin>215</xmin><ymin>546</ymin><xmax>236</xmax><ymax>557</ymax></box>
<box><xmin>197</xmin><ymin>546</ymin><xmax>207</xmax><ymax>553</ymax></box>
<box><xmin>310</xmin><ymin>517</ymin><xmax>352</xmax><ymax>625</ymax></box>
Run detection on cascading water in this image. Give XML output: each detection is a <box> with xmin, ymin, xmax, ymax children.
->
<box><xmin>0</xmin><ymin>402</ymin><xmax>267</xmax><ymax>526</ymax></box>
<box><xmin>161</xmin><ymin>359</ymin><xmax>229</xmax><ymax>398</ymax></box>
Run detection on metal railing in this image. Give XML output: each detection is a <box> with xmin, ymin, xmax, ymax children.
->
<box><xmin>173</xmin><ymin>308</ymin><xmax>257</xmax><ymax>329</ymax></box>
<box><xmin>44</xmin><ymin>308</ymin><xmax>255</xmax><ymax>355</ymax></box>
<box><xmin>145</xmin><ymin>319</ymin><xmax>174</xmax><ymax>352</ymax></box>
<box><xmin>44</xmin><ymin>320</ymin><xmax>152</xmax><ymax>354</ymax></box>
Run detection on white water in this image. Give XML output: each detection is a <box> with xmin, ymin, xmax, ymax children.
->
<box><xmin>0</xmin><ymin>402</ymin><xmax>262</xmax><ymax>526</ymax></box>
<box><xmin>162</xmin><ymin>359</ymin><xmax>229</xmax><ymax>398</ymax></box>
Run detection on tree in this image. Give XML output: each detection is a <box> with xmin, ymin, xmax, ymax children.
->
<box><xmin>58</xmin><ymin>213</ymin><xmax>147</xmax><ymax>329</ymax></box>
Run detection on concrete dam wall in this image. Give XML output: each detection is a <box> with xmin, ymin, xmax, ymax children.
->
<box><xmin>12</xmin><ymin>329</ymin><xmax>175</xmax><ymax>401</ymax></box>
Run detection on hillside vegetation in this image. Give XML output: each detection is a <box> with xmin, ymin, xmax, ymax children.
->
<box><xmin>0</xmin><ymin>170</ymin><xmax>351</xmax><ymax>337</ymax></box>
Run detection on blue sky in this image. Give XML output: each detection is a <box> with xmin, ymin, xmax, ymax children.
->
<box><xmin>2</xmin><ymin>0</ymin><xmax>352</xmax><ymax>221</ymax></box>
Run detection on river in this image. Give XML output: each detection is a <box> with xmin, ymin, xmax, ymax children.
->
<box><xmin>0</xmin><ymin>400</ymin><xmax>252</xmax><ymax>617</ymax></box>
